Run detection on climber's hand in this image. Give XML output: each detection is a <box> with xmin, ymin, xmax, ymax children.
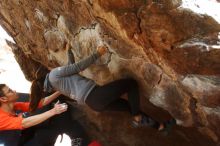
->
<box><xmin>97</xmin><ymin>45</ymin><xmax>108</xmax><ymax>56</ymax></box>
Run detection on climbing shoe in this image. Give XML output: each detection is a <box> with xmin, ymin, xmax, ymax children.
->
<box><xmin>132</xmin><ymin>113</ymin><xmax>159</xmax><ymax>128</ymax></box>
<box><xmin>159</xmin><ymin>118</ymin><xmax>176</xmax><ymax>136</ymax></box>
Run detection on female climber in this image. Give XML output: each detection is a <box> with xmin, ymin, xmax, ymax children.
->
<box><xmin>30</xmin><ymin>44</ymin><xmax>175</xmax><ymax>132</ymax></box>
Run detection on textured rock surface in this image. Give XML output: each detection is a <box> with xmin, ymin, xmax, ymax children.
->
<box><xmin>0</xmin><ymin>0</ymin><xmax>220</xmax><ymax>145</ymax></box>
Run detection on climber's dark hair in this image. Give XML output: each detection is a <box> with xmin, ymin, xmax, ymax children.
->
<box><xmin>0</xmin><ymin>84</ymin><xmax>6</xmax><ymax>106</ymax></box>
<box><xmin>30</xmin><ymin>77</ymin><xmax>45</xmax><ymax>112</ymax></box>
<box><xmin>0</xmin><ymin>84</ymin><xmax>6</xmax><ymax>97</ymax></box>
<box><xmin>34</xmin><ymin>65</ymin><xmax>48</xmax><ymax>79</ymax></box>
<box><xmin>30</xmin><ymin>65</ymin><xmax>49</xmax><ymax>112</ymax></box>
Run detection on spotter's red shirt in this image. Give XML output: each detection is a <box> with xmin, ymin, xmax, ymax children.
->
<box><xmin>0</xmin><ymin>102</ymin><xmax>42</xmax><ymax>130</ymax></box>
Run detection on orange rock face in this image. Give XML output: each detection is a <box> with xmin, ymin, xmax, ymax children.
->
<box><xmin>0</xmin><ymin>0</ymin><xmax>220</xmax><ymax>145</ymax></box>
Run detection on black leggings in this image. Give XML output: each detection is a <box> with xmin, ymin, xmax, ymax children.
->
<box><xmin>86</xmin><ymin>78</ymin><xmax>161</xmax><ymax>129</ymax></box>
<box><xmin>86</xmin><ymin>78</ymin><xmax>140</xmax><ymax>116</ymax></box>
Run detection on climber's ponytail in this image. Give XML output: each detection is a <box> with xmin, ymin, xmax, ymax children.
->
<box><xmin>29</xmin><ymin>77</ymin><xmax>45</xmax><ymax>112</ymax></box>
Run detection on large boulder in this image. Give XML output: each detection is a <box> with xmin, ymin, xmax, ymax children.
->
<box><xmin>0</xmin><ymin>0</ymin><xmax>219</xmax><ymax>145</ymax></box>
